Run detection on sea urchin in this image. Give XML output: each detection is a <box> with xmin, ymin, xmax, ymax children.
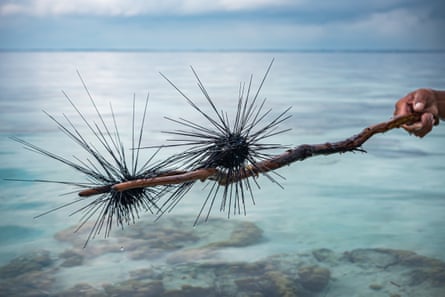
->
<box><xmin>10</xmin><ymin>72</ymin><xmax>171</xmax><ymax>246</ymax></box>
<box><xmin>158</xmin><ymin>59</ymin><xmax>292</xmax><ymax>224</ymax></box>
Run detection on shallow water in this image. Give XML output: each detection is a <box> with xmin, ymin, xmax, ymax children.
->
<box><xmin>0</xmin><ymin>51</ymin><xmax>444</xmax><ymax>296</ymax></box>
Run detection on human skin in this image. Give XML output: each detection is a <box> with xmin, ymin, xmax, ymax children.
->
<box><xmin>394</xmin><ymin>88</ymin><xmax>445</xmax><ymax>137</ymax></box>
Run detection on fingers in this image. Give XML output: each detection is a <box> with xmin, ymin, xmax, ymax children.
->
<box><xmin>411</xmin><ymin>89</ymin><xmax>430</xmax><ymax>112</ymax></box>
<box><xmin>402</xmin><ymin>112</ymin><xmax>435</xmax><ymax>137</ymax></box>
<box><xmin>395</xmin><ymin>88</ymin><xmax>440</xmax><ymax>137</ymax></box>
<box><xmin>413</xmin><ymin>89</ymin><xmax>440</xmax><ymax>125</ymax></box>
<box><xmin>394</xmin><ymin>94</ymin><xmax>414</xmax><ymax>117</ymax></box>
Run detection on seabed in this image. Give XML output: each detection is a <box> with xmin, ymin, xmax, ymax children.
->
<box><xmin>0</xmin><ymin>216</ymin><xmax>444</xmax><ymax>297</ymax></box>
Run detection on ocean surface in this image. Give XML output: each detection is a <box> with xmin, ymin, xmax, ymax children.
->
<box><xmin>1</xmin><ymin>51</ymin><xmax>445</xmax><ymax>296</ymax></box>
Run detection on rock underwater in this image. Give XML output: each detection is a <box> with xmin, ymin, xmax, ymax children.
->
<box><xmin>0</xmin><ymin>216</ymin><xmax>444</xmax><ymax>297</ymax></box>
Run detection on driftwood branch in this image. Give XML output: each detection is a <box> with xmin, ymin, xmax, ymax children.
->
<box><xmin>78</xmin><ymin>113</ymin><xmax>420</xmax><ymax>197</ymax></box>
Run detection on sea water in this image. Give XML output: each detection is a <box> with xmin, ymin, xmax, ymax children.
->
<box><xmin>0</xmin><ymin>51</ymin><xmax>444</xmax><ymax>295</ymax></box>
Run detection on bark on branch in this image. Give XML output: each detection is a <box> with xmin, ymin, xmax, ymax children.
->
<box><xmin>78</xmin><ymin>113</ymin><xmax>420</xmax><ymax>197</ymax></box>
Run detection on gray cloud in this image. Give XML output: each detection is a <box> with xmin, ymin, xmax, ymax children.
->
<box><xmin>0</xmin><ymin>0</ymin><xmax>298</xmax><ymax>16</ymax></box>
<box><xmin>0</xmin><ymin>0</ymin><xmax>434</xmax><ymax>17</ymax></box>
<box><xmin>0</xmin><ymin>0</ymin><xmax>443</xmax><ymax>50</ymax></box>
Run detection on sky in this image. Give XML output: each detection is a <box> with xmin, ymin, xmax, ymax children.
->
<box><xmin>0</xmin><ymin>0</ymin><xmax>444</xmax><ymax>50</ymax></box>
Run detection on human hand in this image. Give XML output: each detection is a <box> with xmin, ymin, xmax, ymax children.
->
<box><xmin>394</xmin><ymin>88</ymin><xmax>441</xmax><ymax>137</ymax></box>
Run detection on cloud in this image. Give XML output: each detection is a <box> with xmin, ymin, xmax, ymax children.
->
<box><xmin>326</xmin><ymin>7</ymin><xmax>445</xmax><ymax>48</ymax></box>
<box><xmin>0</xmin><ymin>0</ymin><xmax>299</xmax><ymax>16</ymax></box>
<box><xmin>349</xmin><ymin>8</ymin><xmax>426</xmax><ymax>36</ymax></box>
<box><xmin>1</xmin><ymin>0</ymin><xmax>159</xmax><ymax>16</ymax></box>
<box><xmin>0</xmin><ymin>0</ymin><xmax>443</xmax><ymax>50</ymax></box>
<box><xmin>1</xmin><ymin>0</ymin><xmax>427</xmax><ymax>17</ymax></box>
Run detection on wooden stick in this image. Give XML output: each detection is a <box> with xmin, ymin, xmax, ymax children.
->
<box><xmin>222</xmin><ymin>113</ymin><xmax>421</xmax><ymax>183</ymax></box>
<box><xmin>111</xmin><ymin>168</ymin><xmax>218</xmax><ymax>193</ymax></box>
<box><xmin>78</xmin><ymin>113</ymin><xmax>420</xmax><ymax>197</ymax></box>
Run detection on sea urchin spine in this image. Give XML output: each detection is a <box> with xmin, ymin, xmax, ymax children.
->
<box><xmin>158</xmin><ymin>59</ymin><xmax>292</xmax><ymax>224</ymax></box>
<box><xmin>10</xmin><ymin>72</ymin><xmax>173</xmax><ymax>246</ymax></box>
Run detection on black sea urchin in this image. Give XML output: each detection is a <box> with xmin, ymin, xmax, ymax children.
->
<box><xmin>10</xmin><ymin>72</ymin><xmax>170</xmax><ymax>246</ymax></box>
<box><xmin>159</xmin><ymin>60</ymin><xmax>292</xmax><ymax>224</ymax></box>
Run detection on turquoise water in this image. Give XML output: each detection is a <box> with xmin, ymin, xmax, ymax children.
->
<box><xmin>1</xmin><ymin>51</ymin><xmax>445</xmax><ymax>296</ymax></box>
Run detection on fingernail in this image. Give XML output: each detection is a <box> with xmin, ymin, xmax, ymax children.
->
<box><xmin>414</xmin><ymin>102</ymin><xmax>424</xmax><ymax>111</ymax></box>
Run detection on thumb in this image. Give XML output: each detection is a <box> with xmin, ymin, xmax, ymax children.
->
<box><xmin>413</xmin><ymin>101</ymin><xmax>425</xmax><ymax>112</ymax></box>
<box><xmin>412</xmin><ymin>89</ymin><xmax>431</xmax><ymax>112</ymax></box>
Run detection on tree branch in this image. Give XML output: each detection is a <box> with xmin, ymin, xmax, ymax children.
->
<box><xmin>78</xmin><ymin>113</ymin><xmax>420</xmax><ymax>197</ymax></box>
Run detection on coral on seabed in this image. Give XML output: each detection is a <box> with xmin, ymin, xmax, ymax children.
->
<box><xmin>0</xmin><ymin>250</ymin><xmax>53</xmax><ymax>278</ymax></box>
<box><xmin>0</xmin><ymin>250</ymin><xmax>55</xmax><ymax>297</ymax></box>
<box><xmin>205</xmin><ymin>221</ymin><xmax>263</xmax><ymax>248</ymax></box>
<box><xmin>1</xmin><ymin>217</ymin><xmax>445</xmax><ymax>297</ymax></box>
<box><xmin>54</xmin><ymin>283</ymin><xmax>106</xmax><ymax>297</ymax></box>
<box><xmin>59</xmin><ymin>249</ymin><xmax>84</xmax><ymax>267</ymax></box>
<box><xmin>297</xmin><ymin>265</ymin><xmax>331</xmax><ymax>292</ymax></box>
<box><xmin>103</xmin><ymin>279</ymin><xmax>164</xmax><ymax>297</ymax></box>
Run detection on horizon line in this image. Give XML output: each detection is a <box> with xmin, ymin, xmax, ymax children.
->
<box><xmin>1</xmin><ymin>48</ymin><xmax>445</xmax><ymax>53</ymax></box>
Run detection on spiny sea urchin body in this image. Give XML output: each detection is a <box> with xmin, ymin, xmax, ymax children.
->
<box><xmin>207</xmin><ymin>132</ymin><xmax>249</xmax><ymax>169</ymax></box>
<box><xmin>160</xmin><ymin>60</ymin><xmax>291</xmax><ymax>224</ymax></box>
<box><xmin>11</xmin><ymin>73</ymin><xmax>172</xmax><ymax>246</ymax></box>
